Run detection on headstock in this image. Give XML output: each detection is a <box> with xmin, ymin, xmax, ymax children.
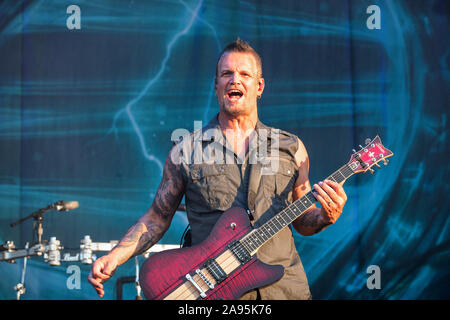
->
<box><xmin>348</xmin><ymin>136</ymin><xmax>393</xmax><ymax>174</ymax></box>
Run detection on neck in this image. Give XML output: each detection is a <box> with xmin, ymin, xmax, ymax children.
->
<box><xmin>218</xmin><ymin>110</ymin><xmax>258</xmax><ymax>159</ymax></box>
<box><xmin>218</xmin><ymin>109</ymin><xmax>258</xmax><ymax>133</ymax></box>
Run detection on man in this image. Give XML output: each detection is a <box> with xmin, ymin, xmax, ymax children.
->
<box><xmin>88</xmin><ymin>39</ymin><xmax>347</xmax><ymax>299</ymax></box>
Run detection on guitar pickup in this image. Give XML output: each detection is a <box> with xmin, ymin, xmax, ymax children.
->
<box><xmin>203</xmin><ymin>259</ymin><xmax>227</xmax><ymax>284</ymax></box>
<box><xmin>228</xmin><ymin>240</ymin><xmax>251</xmax><ymax>264</ymax></box>
<box><xmin>196</xmin><ymin>268</ymin><xmax>214</xmax><ymax>289</ymax></box>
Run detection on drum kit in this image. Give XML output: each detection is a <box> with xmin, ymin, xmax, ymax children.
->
<box><xmin>0</xmin><ymin>200</ymin><xmax>181</xmax><ymax>300</ymax></box>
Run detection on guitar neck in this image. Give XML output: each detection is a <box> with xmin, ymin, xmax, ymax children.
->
<box><xmin>240</xmin><ymin>163</ymin><xmax>355</xmax><ymax>254</ymax></box>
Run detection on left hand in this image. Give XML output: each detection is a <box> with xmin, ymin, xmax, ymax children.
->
<box><xmin>313</xmin><ymin>179</ymin><xmax>347</xmax><ymax>224</ymax></box>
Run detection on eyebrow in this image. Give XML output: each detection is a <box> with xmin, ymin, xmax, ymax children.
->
<box><xmin>220</xmin><ymin>69</ymin><xmax>253</xmax><ymax>76</ymax></box>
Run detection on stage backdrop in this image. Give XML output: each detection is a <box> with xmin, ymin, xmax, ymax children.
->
<box><xmin>0</xmin><ymin>0</ymin><xmax>448</xmax><ymax>300</ymax></box>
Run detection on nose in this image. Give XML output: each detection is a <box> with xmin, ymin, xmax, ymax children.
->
<box><xmin>230</xmin><ymin>72</ymin><xmax>242</xmax><ymax>85</ymax></box>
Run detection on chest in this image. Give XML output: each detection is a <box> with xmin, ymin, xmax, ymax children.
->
<box><xmin>223</xmin><ymin>131</ymin><xmax>250</xmax><ymax>160</ymax></box>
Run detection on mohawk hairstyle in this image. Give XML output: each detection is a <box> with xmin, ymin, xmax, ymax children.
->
<box><xmin>215</xmin><ymin>38</ymin><xmax>263</xmax><ymax>78</ymax></box>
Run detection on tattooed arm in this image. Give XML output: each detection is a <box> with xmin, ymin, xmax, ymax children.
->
<box><xmin>111</xmin><ymin>148</ymin><xmax>185</xmax><ymax>261</ymax></box>
<box><xmin>291</xmin><ymin>138</ymin><xmax>347</xmax><ymax>236</ymax></box>
<box><xmin>88</xmin><ymin>147</ymin><xmax>186</xmax><ymax>297</ymax></box>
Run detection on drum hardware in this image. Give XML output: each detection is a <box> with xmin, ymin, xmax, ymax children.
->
<box><xmin>45</xmin><ymin>237</ymin><xmax>63</xmax><ymax>266</ymax></box>
<box><xmin>1</xmin><ymin>236</ymin><xmax>179</xmax><ymax>299</ymax></box>
<box><xmin>134</xmin><ymin>256</ymin><xmax>142</xmax><ymax>300</ymax></box>
<box><xmin>2</xmin><ymin>237</ymin><xmax>178</xmax><ymax>265</ymax></box>
<box><xmin>2</xmin><ymin>201</ymin><xmax>184</xmax><ymax>299</ymax></box>
<box><xmin>116</xmin><ymin>256</ymin><xmax>143</xmax><ymax>300</ymax></box>
<box><xmin>13</xmin><ymin>242</ymin><xmax>29</xmax><ymax>300</ymax></box>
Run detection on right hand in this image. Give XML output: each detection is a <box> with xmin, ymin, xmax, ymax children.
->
<box><xmin>88</xmin><ymin>254</ymin><xmax>119</xmax><ymax>298</ymax></box>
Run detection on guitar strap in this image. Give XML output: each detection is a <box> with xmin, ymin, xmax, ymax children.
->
<box><xmin>246</xmin><ymin>126</ymin><xmax>274</xmax><ymax>225</ymax></box>
<box><xmin>246</xmin><ymin>162</ymin><xmax>261</xmax><ymax>223</ymax></box>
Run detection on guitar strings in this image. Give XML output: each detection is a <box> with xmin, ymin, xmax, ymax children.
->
<box><xmin>168</xmin><ymin>249</ymin><xmax>239</xmax><ymax>300</ymax></box>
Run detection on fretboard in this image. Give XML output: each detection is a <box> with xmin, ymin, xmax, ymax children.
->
<box><xmin>240</xmin><ymin>163</ymin><xmax>355</xmax><ymax>254</ymax></box>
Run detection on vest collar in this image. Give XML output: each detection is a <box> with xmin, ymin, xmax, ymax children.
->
<box><xmin>202</xmin><ymin>113</ymin><xmax>274</xmax><ymax>141</ymax></box>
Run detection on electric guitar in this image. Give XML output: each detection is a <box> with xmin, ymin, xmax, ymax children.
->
<box><xmin>139</xmin><ymin>136</ymin><xmax>393</xmax><ymax>300</ymax></box>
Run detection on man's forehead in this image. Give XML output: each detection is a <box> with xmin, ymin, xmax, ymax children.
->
<box><xmin>218</xmin><ymin>52</ymin><xmax>258</xmax><ymax>72</ymax></box>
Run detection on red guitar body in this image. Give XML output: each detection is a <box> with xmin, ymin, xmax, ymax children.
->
<box><xmin>139</xmin><ymin>207</ymin><xmax>284</xmax><ymax>300</ymax></box>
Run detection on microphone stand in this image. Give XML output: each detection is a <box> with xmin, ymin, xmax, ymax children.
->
<box><xmin>8</xmin><ymin>201</ymin><xmax>68</xmax><ymax>300</ymax></box>
<box><xmin>10</xmin><ymin>201</ymin><xmax>63</xmax><ymax>245</ymax></box>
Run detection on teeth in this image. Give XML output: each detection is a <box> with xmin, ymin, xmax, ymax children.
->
<box><xmin>228</xmin><ymin>90</ymin><xmax>243</xmax><ymax>96</ymax></box>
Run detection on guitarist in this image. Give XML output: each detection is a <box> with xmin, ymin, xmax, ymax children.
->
<box><xmin>88</xmin><ymin>39</ymin><xmax>348</xmax><ymax>300</ymax></box>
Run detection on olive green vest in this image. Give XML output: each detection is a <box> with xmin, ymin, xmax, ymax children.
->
<box><xmin>178</xmin><ymin>115</ymin><xmax>312</xmax><ymax>300</ymax></box>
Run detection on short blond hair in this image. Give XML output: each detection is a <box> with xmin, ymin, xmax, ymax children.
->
<box><xmin>215</xmin><ymin>38</ymin><xmax>263</xmax><ymax>78</ymax></box>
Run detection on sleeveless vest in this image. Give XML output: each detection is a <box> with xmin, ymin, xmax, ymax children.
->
<box><xmin>177</xmin><ymin>115</ymin><xmax>312</xmax><ymax>300</ymax></box>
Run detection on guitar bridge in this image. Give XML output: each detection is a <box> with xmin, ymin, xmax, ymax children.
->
<box><xmin>228</xmin><ymin>240</ymin><xmax>251</xmax><ymax>264</ymax></box>
<box><xmin>185</xmin><ymin>273</ymin><xmax>206</xmax><ymax>298</ymax></box>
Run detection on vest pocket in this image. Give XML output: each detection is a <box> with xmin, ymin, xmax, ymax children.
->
<box><xmin>275</xmin><ymin>160</ymin><xmax>297</xmax><ymax>197</ymax></box>
<box><xmin>260</xmin><ymin>159</ymin><xmax>297</xmax><ymax>204</ymax></box>
<box><xmin>186</xmin><ymin>164</ymin><xmax>233</xmax><ymax>212</ymax></box>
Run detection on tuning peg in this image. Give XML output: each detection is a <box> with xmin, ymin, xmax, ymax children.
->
<box><xmin>352</xmin><ymin>149</ymin><xmax>357</xmax><ymax>154</ymax></box>
<box><xmin>365</xmin><ymin>138</ymin><xmax>371</xmax><ymax>145</ymax></box>
<box><xmin>374</xmin><ymin>163</ymin><xmax>381</xmax><ymax>168</ymax></box>
<box><xmin>368</xmin><ymin>168</ymin><xmax>375</xmax><ymax>174</ymax></box>
<box><xmin>359</xmin><ymin>144</ymin><xmax>368</xmax><ymax>152</ymax></box>
<box><xmin>383</xmin><ymin>159</ymin><xmax>389</xmax><ymax>165</ymax></box>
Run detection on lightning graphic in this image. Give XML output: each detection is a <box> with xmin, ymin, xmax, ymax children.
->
<box><xmin>178</xmin><ymin>0</ymin><xmax>222</xmax><ymax>123</ymax></box>
<box><xmin>107</xmin><ymin>0</ymin><xmax>218</xmax><ymax>176</ymax></box>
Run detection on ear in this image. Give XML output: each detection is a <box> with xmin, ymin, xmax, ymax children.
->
<box><xmin>257</xmin><ymin>78</ymin><xmax>265</xmax><ymax>96</ymax></box>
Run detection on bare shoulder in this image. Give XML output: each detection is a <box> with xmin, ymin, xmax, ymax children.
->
<box><xmin>293</xmin><ymin>137</ymin><xmax>312</xmax><ymax>200</ymax></box>
<box><xmin>294</xmin><ymin>137</ymin><xmax>309</xmax><ymax>170</ymax></box>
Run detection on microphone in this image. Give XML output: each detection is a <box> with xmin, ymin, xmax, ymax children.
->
<box><xmin>54</xmin><ymin>201</ymin><xmax>79</xmax><ymax>212</ymax></box>
<box><xmin>10</xmin><ymin>200</ymin><xmax>80</xmax><ymax>228</ymax></box>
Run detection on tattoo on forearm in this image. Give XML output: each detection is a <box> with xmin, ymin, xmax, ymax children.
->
<box><xmin>298</xmin><ymin>210</ymin><xmax>330</xmax><ymax>234</ymax></box>
<box><xmin>116</xmin><ymin>222</ymin><xmax>164</xmax><ymax>257</ymax></box>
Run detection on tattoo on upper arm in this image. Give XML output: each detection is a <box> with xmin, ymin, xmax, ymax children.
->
<box><xmin>151</xmin><ymin>152</ymin><xmax>186</xmax><ymax>221</ymax></box>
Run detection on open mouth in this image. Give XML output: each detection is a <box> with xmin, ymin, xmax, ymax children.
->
<box><xmin>227</xmin><ymin>89</ymin><xmax>244</xmax><ymax>101</ymax></box>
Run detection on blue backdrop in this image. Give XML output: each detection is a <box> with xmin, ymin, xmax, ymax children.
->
<box><xmin>0</xmin><ymin>0</ymin><xmax>448</xmax><ymax>300</ymax></box>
